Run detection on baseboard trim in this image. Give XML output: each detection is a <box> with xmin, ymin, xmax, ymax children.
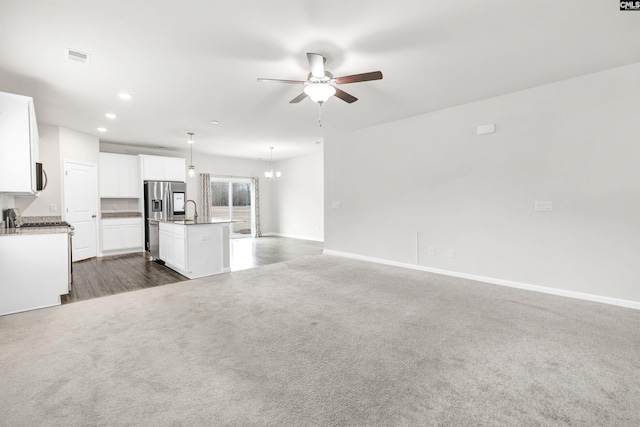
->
<box><xmin>323</xmin><ymin>249</ymin><xmax>640</xmax><ymax>311</ymax></box>
<box><xmin>99</xmin><ymin>248</ymin><xmax>144</xmax><ymax>257</ymax></box>
<box><xmin>262</xmin><ymin>232</ymin><xmax>324</xmax><ymax>242</ymax></box>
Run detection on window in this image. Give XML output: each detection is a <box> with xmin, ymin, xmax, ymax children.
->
<box><xmin>210</xmin><ymin>177</ymin><xmax>254</xmax><ymax>237</ymax></box>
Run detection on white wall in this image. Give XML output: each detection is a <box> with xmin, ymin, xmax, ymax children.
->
<box><xmin>325</xmin><ymin>62</ymin><xmax>640</xmax><ymax>303</ymax></box>
<box><xmin>271</xmin><ymin>150</ymin><xmax>324</xmax><ymax>241</ymax></box>
<box><xmin>59</xmin><ymin>127</ymin><xmax>99</xmax><ymax>166</ymax></box>
<box><xmin>14</xmin><ymin>125</ymin><xmax>98</xmax><ymax>218</ymax></box>
<box><xmin>14</xmin><ymin>124</ymin><xmax>61</xmax><ymax>216</ymax></box>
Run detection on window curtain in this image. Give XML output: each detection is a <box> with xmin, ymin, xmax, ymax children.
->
<box><xmin>252</xmin><ymin>176</ymin><xmax>262</xmax><ymax>237</ymax></box>
<box><xmin>200</xmin><ymin>173</ymin><xmax>212</xmax><ymax>221</ymax></box>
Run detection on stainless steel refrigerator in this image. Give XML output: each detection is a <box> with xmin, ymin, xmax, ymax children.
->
<box><xmin>143</xmin><ymin>181</ymin><xmax>186</xmax><ymax>259</ymax></box>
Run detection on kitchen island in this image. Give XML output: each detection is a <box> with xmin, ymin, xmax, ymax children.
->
<box><xmin>155</xmin><ymin>218</ymin><xmax>236</xmax><ymax>279</ymax></box>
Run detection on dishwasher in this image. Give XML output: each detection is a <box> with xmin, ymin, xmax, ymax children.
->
<box><xmin>148</xmin><ymin>220</ymin><xmax>160</xmax><ymax>261</ymax></box>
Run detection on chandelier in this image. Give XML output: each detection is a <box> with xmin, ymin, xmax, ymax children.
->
<box><xmin>264</xmin><ymin>146</ymin><xmax>281</xmax><ymax>181</ymax></box>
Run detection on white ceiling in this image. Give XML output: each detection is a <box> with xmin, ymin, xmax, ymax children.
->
<box><xmin>1</xmin><ymin>1</ymin><xmax>639</xmax><ymax>161</ymax></box>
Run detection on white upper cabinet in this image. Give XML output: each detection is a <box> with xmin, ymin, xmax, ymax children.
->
<box><xmin>140</xmin><ymin>155</ymin><xmax>164</xmax><ymax>181</ymax></box>
<box><xmin>118</xmin><ymin>154</ymin><xmax>139</xmax><ymax>197</ymax></box>
<box><xmin>140</xmin><ymin>155</ymin><xmax>186</xmax><ymax>182</ymax></box>
<box><xmin>163</xmin><ymin>157</ymin><xmax>187</xmax><ymax>182</ymax></box>
<box><xmin>99</xmin><ymin>153</ymin><xmax>140</xmax><ymax>198</ymax></box>
<box><xmin>0</xmin><ymin>91</ymin><xmax>39</xmax><ymax>194</ymax></box>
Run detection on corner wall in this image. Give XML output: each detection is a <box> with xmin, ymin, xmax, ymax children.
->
<box><xmin>14</xmin><ymin>124</ymin><xmax>61</xmax><ymax>216</ymax></box>
<box><xmin>324</xmin><ymin>62</ymin><xmax>640</xmax><ymax>303</ymax></box>
<box><xmin>271</xmin><ymin>150</ymin><xmax>324</xmax><ymax>241</ymax></box>
<box><xmin>14</xmin><ymin>125</ymin><xmax>98</xmax><ymax>218</ymax></box>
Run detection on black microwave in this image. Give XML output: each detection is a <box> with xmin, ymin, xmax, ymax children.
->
<box><xmin>36</xmin><ymin>162</ymin><xmax>47</xmax><ymax>191</ymax></box>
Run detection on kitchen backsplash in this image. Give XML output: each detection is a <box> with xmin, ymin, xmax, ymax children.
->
<box><xmin>100</xmin><ymin>198</ymin><xmax>140</xmax><ymax>213</ymax></box>
<box><xmin>0</xmin><ymin>194</ymin><xmax>15</xmax><ymax>212</ymax></box>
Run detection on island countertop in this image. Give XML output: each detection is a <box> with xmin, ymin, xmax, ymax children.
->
<box><xmin>0</xmin><ymin>227</ymin><xmax>73</xmax><ymax>237</ymax></box>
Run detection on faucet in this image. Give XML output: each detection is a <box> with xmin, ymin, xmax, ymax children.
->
<box><xmin>185</xmin><ymin>199</ymin><xmax>198</xmax><ymax>221</ymax></box>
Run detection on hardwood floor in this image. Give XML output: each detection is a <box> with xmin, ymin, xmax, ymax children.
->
<box><xmin>63</xmin><ymin>236</ymin><xmax>323</xmax><ymax>304</ymax></box>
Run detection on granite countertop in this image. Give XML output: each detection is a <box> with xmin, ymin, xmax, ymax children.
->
<box><xmin>102</xmin><ymin>212</ymin><xmax>143</xmax><ymax>219</ymax></box>
<box><xmin>0</xmin><ymin>227</ymin><xmax>72</xmax><ymax>237</ymax></box>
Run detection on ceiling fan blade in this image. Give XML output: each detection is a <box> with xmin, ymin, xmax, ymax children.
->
<box><xmin>334</xmin><ymin>88</ymin><xmax>358</xmax><ymax>104</ymax></box>
<box><xmin>335</xmin><ymin>71</ymin><xmax>383</xmax><ymax>85</ymax></box>
<box><xmin>257</xmin><ymin>78</ymin><xmax>306</xmax><ymax>84</ymax></box>
<box><xmin>289</xmin><ymin>93</ymin><xmax>308</xmax><ymax>103</ymax></box>
<box><xmin>307</xmin><ymin>53</ymin><xmax>326</xmax><ymax>79</ymax></box>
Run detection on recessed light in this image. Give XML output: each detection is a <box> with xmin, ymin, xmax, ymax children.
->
<box><xmin>105</xmin><ymin>113</ymin><xmax>117</xmax><ymax>119</ymax></box>
<box><xmin>210</xmin><ymin>120</ymin><xmax>219</xmax><ymax>125</ymax></box>
<box><xmin>97</xmin><ymin>127</ymin><xmax>107</xmax><ymax>132</ymax></box>
<box><xmin>118</xmin><ymin>93</ymin><xmax>132</xmax><ymax>100</ymax></box>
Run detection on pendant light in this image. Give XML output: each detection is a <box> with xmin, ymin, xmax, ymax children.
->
<box><xmin>264</xmin><ymin>146</ymin><xmax>281</xmax><ymax>181</ymax></box>
<box><xmin>187</xmin><ymin>132</ymin><xmax>195</xmax><ymax>178</ymax></box>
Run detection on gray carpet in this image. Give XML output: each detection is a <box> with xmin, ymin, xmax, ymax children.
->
<box><xmin>1</xmin><ymin>255</ymin><xmax>639</xmax><ymax>426</ymax></box>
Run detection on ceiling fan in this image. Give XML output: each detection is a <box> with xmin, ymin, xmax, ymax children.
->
<box><xmin>257</xmin><ymin>52</ymin><xmax>383</xmax><ymax>105</ymax></box>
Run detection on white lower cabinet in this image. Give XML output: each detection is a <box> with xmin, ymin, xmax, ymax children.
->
<box><xmin>159</xmin><ymin>222</ymin><xmax>186</xmax><ymax>271</ymax></box>
<box><xmin>173</xmin><ymin>225</ymin><xmax>186</xmax><ymax>271</ymax></box>
<box><xmin>159</xmin><ymin>224</ymin><xmax>174</xmax><ymax>265</ymax></box>
<box><xmin>101</xmin><ymin>218</ymin><xmax>143</xmax><ymax>254</ymax></box>
<box><xmin>0</xmin><ymin>233</ymin><xmax>69</xmax><ymax>316</ymax></box>
<box><xmin>158</xmin><ymin>222</ymin><xmax>230</xmax><ymax>279</ymax></box>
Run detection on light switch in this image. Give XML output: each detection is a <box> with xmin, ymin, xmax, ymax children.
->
<box><xmin>332</xmin><ymin>201</ymin><xmax>341</xmax><ymax>209</ymax></box>
<box><xmin>49</xmin><ymin>204</ymin><xmax>57</xmax><ymax>212</ymax></box>
<box><xmin>477</xmin><ymin>123</ymin><xmax>496</xmax><ymax>135</ymax></box>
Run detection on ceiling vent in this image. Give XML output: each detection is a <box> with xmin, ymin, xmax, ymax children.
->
<box><xmin>65</xmin><ymin>48</ymin><xmax>91</xmax><ymax>64</ymax></box>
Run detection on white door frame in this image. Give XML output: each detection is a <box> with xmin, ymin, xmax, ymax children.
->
<box><xmin>210</xmin><ymin>176</ymin><xmax>255</xmax><ymax>238</ymax></box>
<box><xmin>63</xmin><ymin>159</ymin><xmax>99</xmax><ymax>261</ymax></box>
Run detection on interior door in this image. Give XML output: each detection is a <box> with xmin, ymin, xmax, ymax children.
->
<box><xmin>64</xmin><ymin>161</ymin><xmax>97</xmax><ymax>261</ymax></box>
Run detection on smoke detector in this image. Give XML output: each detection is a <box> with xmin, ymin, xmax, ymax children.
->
<box><xmin>65</xmin><ymin>48</ymin><xmax>91</xmax><ymax>64</ymax></box>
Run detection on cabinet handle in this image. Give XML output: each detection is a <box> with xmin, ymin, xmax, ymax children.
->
<box><xmin>92</xmin><ymin>214</ymin><xmax>97</xmax><ymax>218</ymax></box>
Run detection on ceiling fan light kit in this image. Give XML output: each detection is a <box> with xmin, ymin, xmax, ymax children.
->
<box><xmin>304</xmin><ymin>83</ymin><xmax>336</xmax><ymax>104</ymax></box>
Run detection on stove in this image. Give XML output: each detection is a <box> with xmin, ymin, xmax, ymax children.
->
<box><xmin>18</xmin><ymin>221</ymin><xmax>72</xmax><ymax>228</ymax></box>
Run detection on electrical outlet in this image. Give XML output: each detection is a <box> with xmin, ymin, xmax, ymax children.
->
<box><xmin>428</xmin><ymin>247</ymin><xmax>435</xmax><ymax>256</ymax></box>
<box><xmin>113</xmin><ymin>204</ymin><xmax>117</xmax><ymax>211</ymax></box>
<box><xmin>535</xmin><ymin>201</ymin><xmax>552</xmax><ymax>212</ymax></box>
<box><xmin>448</xmin><ymin>249</ymin><xmax>455</xmax><ymax>258</ymax></box>
<box><xmin>49</xmin><ymin>204</ymin><xmax>57</xmax><ymax>212</ymax></box>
